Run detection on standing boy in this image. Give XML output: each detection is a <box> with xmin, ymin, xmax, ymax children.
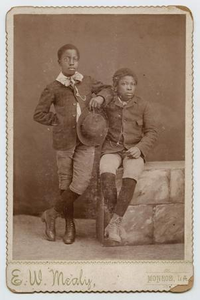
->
<box><xmin>100</xmin><ymin>68</ymin><xmax>158</xmax><ymax>244</ymax></box>
<box><xmin>34</xmin><ymin>44</ymin><xmax>112</xmax><ymax>244</ymax></box>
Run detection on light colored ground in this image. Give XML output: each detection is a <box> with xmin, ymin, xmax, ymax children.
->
<box><xmin>13</xmin><ymin>215</ymin><xmax>184</xmax><ymax>261</ymax></box>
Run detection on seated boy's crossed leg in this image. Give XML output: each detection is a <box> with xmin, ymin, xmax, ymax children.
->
<box><xmin>42</xmin><ymin>143</ymin><xmax>95</xmax><ymax>244</ymax></box>
<box><xmin>100</xmin><ymin>153</ymin><xmax>144</xmax><ymax>243</ymax></box>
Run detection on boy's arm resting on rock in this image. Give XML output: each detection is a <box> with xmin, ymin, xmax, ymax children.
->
<box><xmin>135</xmin><ymin>102</ymin><xmax>158</xmax><ymax>158</ymax></box>
<box><xmin>33</xmin><ymin>87</ymin><xmax>58</xmax><ymax>126</ymax></box>
<box><xmin>90</xmin><ymin>77</ymin><xmax>114</xmax><ymax>106</ymax></box>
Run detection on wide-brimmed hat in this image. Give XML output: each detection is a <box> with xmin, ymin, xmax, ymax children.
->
<box><xmin>77</xmin><ymin>108</ymin><xmax>108</xmax><ymax>146</ymax></box>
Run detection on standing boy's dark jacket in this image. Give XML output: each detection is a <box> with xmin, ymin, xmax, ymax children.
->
<box><xmin>34</xmin><ymin>76</ymin><xmax>112</xmax><ymax>150</ymax></box>
<box><xmin>102</xmin><ymin>95</ymin><xmax>158</xmax><ymax>158</ymax></box>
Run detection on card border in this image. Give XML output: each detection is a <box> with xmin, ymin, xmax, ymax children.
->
<box><xmin>6</xmin><ymin>5</ymin><xmax>194</xmax><ymax>293</ymax></box>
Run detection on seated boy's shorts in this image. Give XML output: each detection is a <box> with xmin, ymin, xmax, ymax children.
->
<box><xmin>100</xmin><ymin>152</ymin><xmax>144</xmax><ymax>182</ymax></box>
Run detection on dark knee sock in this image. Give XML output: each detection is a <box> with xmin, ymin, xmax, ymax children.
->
<box><xmin>59</xmin><ymin>189</ymin><xmax>74</xmax><ymax>217</ymax></box>
<box><xmin>101</xmin><ymin>172</ymin><xmax>117</xmax><ymax>213</ymax></box>
<box><xmin>114</xmin><ymin>178</ymin><xmax>137</xmax><ymax>217</ymax></box>
<box><xmin>55</xmin><ymin>188</ymin><xmax>79</xmax><ymax>218</ymax></box>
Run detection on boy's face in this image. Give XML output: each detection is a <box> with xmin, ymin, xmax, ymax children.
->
<box><xmin>117</xmin><ymin>76</ymin><xmax>137</xmax><ymax>102</ymax></box>
<box><xmin>58</xmin><ymin>49</ymin><xmax>79</xmax><ymax>76</ymax></box>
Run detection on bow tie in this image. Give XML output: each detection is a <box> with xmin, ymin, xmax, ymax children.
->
<box><xmin>56</xmin><ymin>71</ymin><xmax>86</xmax><ymax>101</ymax></box>
<box><xmin>57</xmin><ymin>72</ymin><xmax>83</xmax><ymax>87</ymax></box>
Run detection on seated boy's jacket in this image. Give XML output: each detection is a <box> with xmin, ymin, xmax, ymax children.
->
<box><xmin>33</xmin><ymin>76</ymin><xmax>112</xmax><ymax>150</ymax></box>
<box><xmin>102</xmin><ymin>95</ymin><xmax>158</xmax><ymax>158</ymax></box>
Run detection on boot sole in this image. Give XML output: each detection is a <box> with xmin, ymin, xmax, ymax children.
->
<box><xmin>63</xmin><ymin>238</ymin><xmax>75</xmax><ymax>245</ymax></box>
<box><xmin>104</xmin><ymin>238</ymin><xmax>122</xmax><ymax>247</ymax></box>
<box><xmin>104</xmin><ymin>231</ymin><xmax>121</xmax><ymax>243</ymax></box>
<box><xmin>63</xmin><ymin>230</ymin><xmax>76</xmax><ymax>244</ymax></box>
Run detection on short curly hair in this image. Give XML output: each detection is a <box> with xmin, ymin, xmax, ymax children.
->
<box><xmin>57</xmin><ymin>44</ymin><xmax>80</xmax><ymax>60</ymax></box>
<box><xmin>113</xmin><ymin>68</ymin><xmax>138</xmax><ymax>87</ymax></box>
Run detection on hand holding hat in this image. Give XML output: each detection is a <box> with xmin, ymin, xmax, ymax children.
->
<box><xmin>77</xmin><ymin>108</ymin><xmax>108</xmax><ymax>146</ymax></box>
<box><xmin>89</xmin><ymin>96</ymin><xmax>105</xmax><ymax>110</ymax></box>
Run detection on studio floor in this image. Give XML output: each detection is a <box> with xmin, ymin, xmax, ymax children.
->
<box><xmin>13</xmin><ymin>215</ymin><xmax>184</xmax><ymax>261</ymax></box>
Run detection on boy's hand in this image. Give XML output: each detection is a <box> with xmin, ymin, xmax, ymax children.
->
<box><xmin>89</xmin><ymin>96</ymin><xmax>104</xmax><ymax>110</ymax></box>
<box><xmin>126</xmin><ymin>147</ymin><xmax>141</xmax><ymax>159</ymax></box>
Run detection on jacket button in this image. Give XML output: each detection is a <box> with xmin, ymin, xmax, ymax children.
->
<box><xmin>73</xmin><ymin>103</ymin><xmax>76</xmax><ymax>106</ymax></box>
<box><xmin>73</xmin><ymin>126</ymin><xmax>76</xmax><ymax>129</ymax></box>
<box><xmin>73</xmin><ymin>114</ymin><xmax>76</xmax><ymax>117</ymax></box>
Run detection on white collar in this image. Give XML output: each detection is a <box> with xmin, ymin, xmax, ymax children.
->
<box><xmin>56</xmin><ymin>71</ymin><xmax>84</xmax><ymax>86</ymax></box>
<box><xmin>118</xmin><ymin>96</ymin><xmax>128</xmax><ymax>106</ymax></box>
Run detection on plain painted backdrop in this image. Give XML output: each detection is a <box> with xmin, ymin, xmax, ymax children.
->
<box><xmin>13</xmin><ymin>14</ymin><xmax>185</xmax><ymax>215</ymax></box>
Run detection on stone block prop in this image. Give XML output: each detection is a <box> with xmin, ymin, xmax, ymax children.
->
<box><xmin>170</xmin><ymin>169</ymin><xmax>185</xmax><ymax>203</ymax></box>
<box><xmin>120</xmin><ymin>205</ymin><xmax>154</xmax><ymax>245</ymax></box>
<box><xmin>154</xmin><ymin>204</ymin><xmax>184</xmax><ymax>244</ymax></box>
<box><xmin>97</xmin><ymin>161</ymin><xmax>185</xmax><ymax>246</ymax></box>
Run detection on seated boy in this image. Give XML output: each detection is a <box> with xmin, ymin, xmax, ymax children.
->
<box><xmin>33</xmin><ymin>44</ymin><xmax>112</xmax><ymax>244</ymax></box>
<box><xmin>100</xmin><ymin>68</ymin><xmax>158</xmax><ymax>243</ymax></box>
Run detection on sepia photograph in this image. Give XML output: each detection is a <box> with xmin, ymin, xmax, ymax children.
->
<box><xmin>6</xmin><ymin>6</ymin><xmax>193</xmax><ymax>292</ymax></box>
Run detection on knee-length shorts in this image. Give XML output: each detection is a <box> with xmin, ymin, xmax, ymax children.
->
<box><xmin>56</xmin><ymin>143</ymin><xmax>95</xmax><ymax>195</ymax></box>
<box><xmin>100</xmin><ymin>152</ymin><xmax>144</xmax><ymax>182</ymax></box>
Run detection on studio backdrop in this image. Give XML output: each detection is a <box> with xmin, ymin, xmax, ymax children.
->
<box><xmin>13</xmin><ymin>14</ymin><xmax>185</xmax><ymax>216</ymax></box>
